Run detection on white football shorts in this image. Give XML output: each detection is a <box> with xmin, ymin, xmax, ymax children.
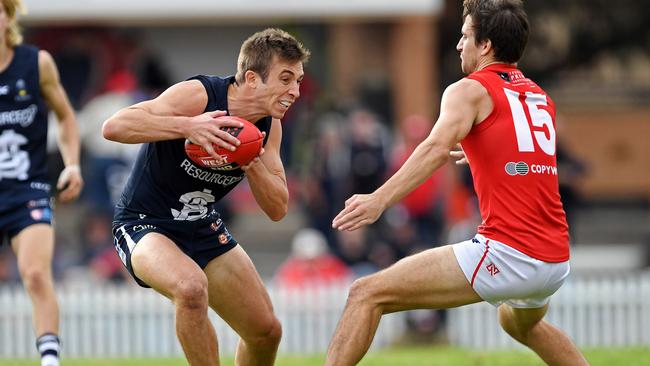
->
<box><xmin>452</xmin><ymin>234</ymin><xmax>570</xmax><ymax>308</ymax></box>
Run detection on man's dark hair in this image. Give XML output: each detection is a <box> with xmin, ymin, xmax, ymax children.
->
<box><xmin>463</xmin><ymin>0</ymin><xmax>529</xmax><ymax>63</ymax></box>
<box><xmin>236</xmin><ymin>28</ymin><xmax>310</xmax><ymax>84</ymax></box>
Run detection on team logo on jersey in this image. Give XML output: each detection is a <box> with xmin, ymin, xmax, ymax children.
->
<box><xmin>0</xmin><ymin>130</ymin><xmax>30</xmax><ymax>181</ymax></box>
<box><xmin>504</xmin><ymin>161</ymin><xmax>529</xmax><ymax>176</ymax></box>
<box><xmin>0</xmin><ymin>85</ymin><xmax>9</xmax><ymax>95</ymax></box>
<box><xmin>498</xmin><ymin>72</ymin><xmax>511</xmax><ymax>82</ymax></box>
<box><xmin>15</xmin><ymin>79</ymin><xmax>31</xmax><ymax>102</ymax></box>
<box><xmin>171</xmin><ymin>189</ymin><xmax>216</xmax><ymax>221</ymax></box>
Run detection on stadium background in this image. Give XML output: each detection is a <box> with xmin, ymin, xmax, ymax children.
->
<box><xmin>1</xmin><ymin>0</ymin><xmax>648</xmax><ymax>363</ymax></box>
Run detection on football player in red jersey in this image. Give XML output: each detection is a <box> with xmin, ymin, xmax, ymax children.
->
<box><xmin>325</xmin><ymin>1</ymin><xmax>589</xmax><ymax>365</ymax></box>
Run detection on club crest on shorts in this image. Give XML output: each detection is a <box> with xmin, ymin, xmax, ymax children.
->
<box><xmin>218</xmin><ymin>228</ymin><xmax>232</xmax><ymax>244</ymax></box>
<box><xmin>486</xmin><ymin>262</ymin><xmax>500</xmax><ymax>276</ymax></box>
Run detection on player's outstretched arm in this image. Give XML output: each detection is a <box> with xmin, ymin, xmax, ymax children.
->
<box><xmin>243</xmin><ymin>119</ymin><xmax>289</xmax><ymax>221</ymax></box>
<box><xmin>102</xmin><ymin>80</ymin><xmax>243</xmax><ymax>158</ymax></box>
<box><xmin>332</xmin><ymin>79</ymin><xmax>483</xmax><ymax>231</ymax></box>
<box><xmin>39</xmin><ymin>50</ymin><xmax>83</xmax><ymax>203</ymax></box>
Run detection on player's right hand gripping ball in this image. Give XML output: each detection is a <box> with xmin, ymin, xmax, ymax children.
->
<box><xmin>185</xmin><ymin>116</ymin><xmax>263</xmax><ymax>171</ymax></box>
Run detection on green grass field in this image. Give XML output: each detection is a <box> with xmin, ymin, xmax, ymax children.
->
<box><xmin>2</xmin><ymin>346</ymin><xmax>649</xmax><ymax>365</ymax></box>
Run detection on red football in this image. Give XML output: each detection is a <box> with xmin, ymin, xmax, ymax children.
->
<box><xmin>184</xmin><ymin>116</ymin><xmax>263</xmax><ymax>171</ymax></box>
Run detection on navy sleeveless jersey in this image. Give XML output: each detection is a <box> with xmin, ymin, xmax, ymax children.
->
<box><xmin>0</xmin><ymin>45</ymin><xmax>50</xmax><ymax>207</ymax></box>
<box><xmin>115</xmin><ymin>75</ymin><xmax>271</xmax><ymax>224</ymax></box>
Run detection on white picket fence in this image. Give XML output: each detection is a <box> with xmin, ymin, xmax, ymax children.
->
<box><xmin>0</xmin><ymin>282</ymin><xmax>405</xmax><ymax>358</ymax></box>
<box><xmin>2</xmin><ymin>271</ymin><xmax>650</xmax><ymax>358</ymax></box>
<box><xmin>448</xmin><ymin>270</ymin><xmax>650</xmax><ymax>349</ymax></box>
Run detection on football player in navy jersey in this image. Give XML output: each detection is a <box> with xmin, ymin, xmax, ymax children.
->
<box><xmin>0</xmin><ymin>1</ymin><xmax>83</xmax><ymax>366</ymax></box>
<box><xmin>103</xmin><ymin>28</ymin><xmax>309</xmax><ymax>365</ymax></box>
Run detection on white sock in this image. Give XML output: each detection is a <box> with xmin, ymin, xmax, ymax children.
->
<box><xmin>36</xmin><ymin>333</ymin><xmax>60</xmax><ymax>366</ymax></box>
<box><xmin>41</xmin><ymin>354</ymin><xmax>59</xmax><ymax>366</ymax></box>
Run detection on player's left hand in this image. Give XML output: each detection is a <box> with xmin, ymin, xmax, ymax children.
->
<box><xmin>332</xmin><ymin>193</ymin><xmax>385</xmax><ymax>231</ymax></box>
<box><xmin>57</xmin><ymin>165</ymin><xmax>84</xmax><ymax>203</ymax></box>
<box><xmin>241</xmin><ymin>132</ymin><xmax>266</xmax><ymax>172</ymax></box>
<box><xmin>449</xmin><ymin>144</ymin><xmax>469</xmax><ymax>165</ymax></box>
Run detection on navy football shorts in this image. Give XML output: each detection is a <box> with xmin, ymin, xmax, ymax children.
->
<box><xmin>0</xmin><ymin>194</ymin><xmax>53</xmax><ymax>245</ymax></box>
<box><xmin>112</xmin><ymin>214</ymin><xmax>238</xmax><ymax>287</ymax></box>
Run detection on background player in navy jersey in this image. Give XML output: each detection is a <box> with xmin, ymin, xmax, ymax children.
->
<box><xmin>325</xmin><ymin>1</ymin><xmax>589</xmax><ymax>365</ymax></box>
<box><xmin>103</xmin><ymin>28</ymin><xmax>309</xmax><ymax>365</ymax></box>
<box><xmin>0</xmin><ymin>1</ymin><xmax>83</xmax><ymax>366</ymax></box>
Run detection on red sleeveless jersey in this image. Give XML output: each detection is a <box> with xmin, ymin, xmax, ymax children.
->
<box><xmin>461</xmin><ymin>64</ymin><xmax>569</xmax><ymax>262</ymax></box>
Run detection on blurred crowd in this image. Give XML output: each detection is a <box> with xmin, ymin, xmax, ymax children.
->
<box><xmin>0</xmin><ymin>22</ymin><xmax>597</xmax><ymax>339</ymax></box>
<box><xmin>0</xmin><ymin>27</ymin><xmax>485</xmax><ymax>294</ymax></box>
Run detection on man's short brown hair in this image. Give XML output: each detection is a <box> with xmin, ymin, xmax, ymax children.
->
<box><xmin>463</xmin><ymin>0</ymin><xmax>529</xmax><ymax>63</ymax></box>
<box><xmin>236</xmin><ymin>28</ymin><xmax>310</xmax><ymax>84</ymax></box>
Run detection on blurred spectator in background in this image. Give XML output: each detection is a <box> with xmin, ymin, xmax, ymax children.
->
<box><xmin>300</xmin><ymin>112</ymin><xmax>350</xmax><ymax>243</ymax></box>
<box><xmin>78</xmin><ymin>51</ymin><xmax>172</xmax><ymax>213</ymax></box>
<box><xmin>444</xmin><ymin>164</ymin><xmax>480</xmax><ymax>244</ymax></box>
<box><xmin>347</xmin><ymin>107</ymin><xmax>391</xmax><ymax>195</ymax></box>
<box><xmin>389</xmin><ymin>115</ymin><xmax>446</xmax><ymax>245</ymax></box>
<box><xmin>275</xmin><ymin>228</ymin><xmax>351</xmax><ymax>289</ymax></box>
<box><xmin>335</xmin><ymin>227</ymin><xmax>377</xmax><ymax>277</ymax></box>
<box><xmin>555</xmin><ymin>130</ymin><xmax>587</xmax><ymax>244</ymax></box>
<box><xmin>80</xmin><ymin>211</ymin><xmax>128</xmax><ymax>283</ymax></box>
<box><xmin>31</xmin><ymin>27</ymin><xmax>125</xmax><ymax>109</ymax></box>
<box><xmin>301</xmin><ymin>107</ymin><xmax>391</xmax><ymax>251</ymax></box>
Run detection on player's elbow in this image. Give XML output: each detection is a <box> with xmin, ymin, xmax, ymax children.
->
<box><xmin>102</xmin><ymin>117</ymin><xmax>122</xmax><ymax>142</ymax></box>
<box><xmin>266</xmin><ymin>204</ymin><xmax>288</xmax><ymax>222</ymax></box>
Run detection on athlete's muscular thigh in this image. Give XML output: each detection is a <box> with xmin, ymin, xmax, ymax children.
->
<box><xmin>204</xmin><ymin>246</ymin><xmax>275</xmax><ymax>337</ymax></box>
<box><xmin>368</xmin><ymin>245</ymin><xmax>482</xmax><ymax>313</ymax></box>
<box><xmin>11</xmin><ymin>224</ymin><xmax>54</xmax><ymax>271</ymax></box>
<box><xmin>130</xmin><ymin>232</ymin><xmax>206</xmax><ymax>298</ymax></box>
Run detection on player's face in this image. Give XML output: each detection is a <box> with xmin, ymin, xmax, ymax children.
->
<box><xmin>456</xmin><ymin>15</ymin><xmax>480</xmax><ymax>74</ymax></box>
<box><xmin>258</xmin><ymin>57</ymin><xmax>304</xmax><ymax>119</ymax></box>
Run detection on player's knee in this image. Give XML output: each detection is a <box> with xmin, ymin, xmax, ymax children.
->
<box><xmin>347</xmin><ymin>276</ymin><xmax>377</xmax><ymax>306</ymax></box>
<box><xmin>498</xmin><ymin>307</ymin><xmax>529</xmax><ymax>345</ymax></box>
<box><xmin>20</xmin><ymin>266</ymin><xmax>51</xmax><ymax>294</ymax></box>
<box><xmin>246</xmin><ymin>316</ymin><xmax>282</xmax><ymax>350</ymax></box>
<box><xmin>172</xmin><ymin>277</ymin><xmax>209</xmax><ymax>310</ymax></box>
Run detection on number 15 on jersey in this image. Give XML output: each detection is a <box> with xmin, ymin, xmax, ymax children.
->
<box><xmin>504</xmin><ymin>88</ymin><xmax>556</xmax><ymax>156</ymax></box>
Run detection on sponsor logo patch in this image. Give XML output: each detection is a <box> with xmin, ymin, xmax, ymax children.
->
<box><xmin>210</xmin><ymin>218</ymin><xmax>223</xmax><ymax>231</ymax></box>
<box><xmin>30</xmin><ymin>208</ymin><xmax>51</xmax><ymax>221</ymax></box>
<box><xmin>505</xmin><ymin>161</ymin><xmax>557</xmax><ymax>176</ymax></box>
<box><xmin>505</xmin><ymin>161</ymin><xmax>529</xmax><ymax>176</ymax></box>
